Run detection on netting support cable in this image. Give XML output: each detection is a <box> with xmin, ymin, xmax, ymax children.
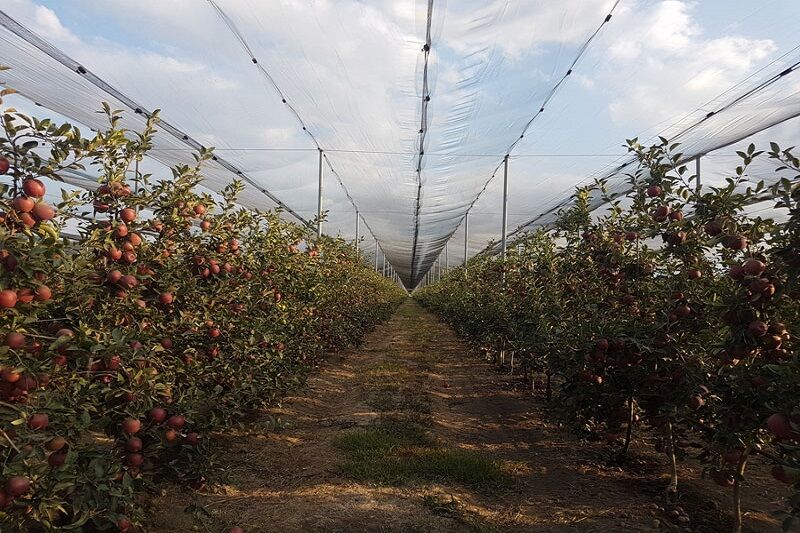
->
<box><xmin>409</xmin><ymin>0</ymin><xmax>435</xmax><ymax>285</ymax></box>
<box><xmin>0</xmin><ymin>10</ymin><xmax>310</xmax><ymax>227</ymax></box>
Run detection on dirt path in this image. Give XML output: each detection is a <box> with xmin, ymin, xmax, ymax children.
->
<box><xmin>149</xmin><ymin>300</ymin><xmax>783</xmax><ymax>532</ymax></box>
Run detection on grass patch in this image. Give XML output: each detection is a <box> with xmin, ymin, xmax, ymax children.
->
<box><xmin>366</xmin><ymin>388</ymin><xmax>431</xmax><ymax>414</ymax></box>
<box><xmin>334</xmin><ymin>425</ymin><xmax>511</xmax><ymax>490</ymax></box>
<box><xmin>362</xmin><ymin>361</ymin><xmax>410</xmax><ymax>388</ymax></box>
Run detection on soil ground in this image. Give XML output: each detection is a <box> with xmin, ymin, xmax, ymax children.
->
<box><xmin>148</xmin><ymin>299</ymin><xmax>789</xmax><ymax>532</ymax></box>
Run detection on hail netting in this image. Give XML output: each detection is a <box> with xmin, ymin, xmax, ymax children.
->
<box><xmin>0</xmin><ymin>2</ymin><xmax>799</xmax><ymax>286</ymax></box>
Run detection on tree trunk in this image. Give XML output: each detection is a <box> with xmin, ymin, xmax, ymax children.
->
<box><xmin>619</xmin><ymin>395</ymin><xmax>635</xmax><ymax>458</ymax></box>
<box><xmin>732</xmin><ymin>448</ymin><xmax>750</xmax><ymax>533</ymax></box>
<box><xmin>666</xmin><ymin>420</ymin><xmax>678</xmax><ymax>495</ymax></box>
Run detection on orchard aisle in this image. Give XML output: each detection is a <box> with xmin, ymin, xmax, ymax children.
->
<box><xmin>149</xmin><ymin>300</ymin><xmax>773</xmax><ymax>532</ymax></box>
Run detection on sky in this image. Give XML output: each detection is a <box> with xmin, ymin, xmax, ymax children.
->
<box><xmin>0</xmin><ymin>0</ymin><xmax>799</xmax><ymax>287</ymax></box>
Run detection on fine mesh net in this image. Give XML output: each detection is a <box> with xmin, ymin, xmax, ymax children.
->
<box><xmin>0</xmin><ymin>1</ymin><xmax>798</xmax><ymax>287</ymax></box>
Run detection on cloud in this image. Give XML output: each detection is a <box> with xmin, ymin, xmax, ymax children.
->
<box><xmin>605</xmin><ymin>1</ymin><xmax>777</xmax><ymax>126</ymax></box>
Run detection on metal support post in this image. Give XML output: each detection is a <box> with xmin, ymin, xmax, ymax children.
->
<box><xmin>464</xmin><ymin>213</ymin><xmax>469</xmax><ymax>274</ymax></box>
<box><xmin>695</xmin><ymin>156</ymin><xmax>701</xmax><ymax>195</ymax></box>
<box><xmin>317</xmin><ymin>149</ymin><xmax>324</xmax><ymax>238</ymax></box>
<box><xmin>374</xmin><ymin>240</ymin><xmax>379</xmax><ymax>270</ymax></box>
<box><xmin>501</xmin><ymin>155</ymin><xmax>509</xmax><ymax>262</ymax></box>
<box><xmin>354</xmin><ymin>211</ymin><xmax>360</xmax><ymax>250</ymax></box>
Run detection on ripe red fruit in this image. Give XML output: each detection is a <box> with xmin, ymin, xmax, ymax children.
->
<box><xmin>118</xmin><ymin>518</ymin><xmax>132</xmax><ymax>532</ymax></box>
<box><xmin>2</xmin><ymin>367</ymin><xmax>21</xmax><ymax>383</ymax></box>
<box><xmin>652</xmin><ymin>205</ymin><xmax>670</xmax><ymax>222</ymax></box>
<box><xmin>56</xmin><ymin>328</ymin><xmax>73</xmax><ymax>338</ymax></box>
<box><xmin>767</xmin><ymin>413</ymin><xmax>793</xmax><ymax>439</ymax></box>
<box><xmin>27</xmin><ymin>413</ymin><xmax>49</xmax><ymax>430</ymax></box>
<box><xmin>126</xmin><ymin>437</ymin><xmax>143</xmax><ymax>453</ymax></box>
<box><xmin>686</xmin><ymin>269</ymin><xmax>701</xmax><ymax>280</ymax></box>
<box><xmin>149</xmin><ymin>407</ymin><xmax>167</xmax><ymax>423</ymax></box>
<box><xmin>120</xmin><ymin>208</ymin><xmax>136</xmax><ymax>223</ymax></box>
<box><xmin>160</xmin><ymin>338</ymin><xmax>173</xmax><ymax>350</ymax></box>
<box><xmin>193</xmin><ymin>205</ymin><xmax>206</xmax><ymax>216</ymax></box>
<box><xmin>32</xmin><ymin>202</ymin><xmax>55</xmax><ymax>221</ymax></box>
<box><xmin>158</xmin><ymin>292</ymin><xmax>174</xmax><ymax>305</ymax></box>
<box><xmin>669</xmin><ymin>210</ymin><xmax>683</xmax><ymax>221</ymax></box>
<box><xmin>624</xmin><ymin>231</ymin><xmax>638</xmax><ymax>241</ymax></box>
<box><xmin>121</xmin><ymin>418</ymin><xmax>141</xmax><ymax>434</ymax></box>
<box><xmin>120</xmin><ymin>275</ymin><xmax>138</xmax><ymax>290</ymax></box>
<box><xmin>674</xmin><ymin>304</ymin><xmax>692</xmax><ymax>318</ymax></box>
<box><xmin>12</xmin><ymin>196</ymin><xmax>34</xmax><ymax>213</ymax></box>
<box><xmin>126</xmin><ymin>453</ymin><xmax>144</xmax><ymax>467</ymax></box>
<box><xmin>106</xmin><ymin>270</ymin><xmax>123</xmax><ymax>285</ymax></box>
<box><xmin>208</xmin><ymin>328</ymin><xmax>220</xmax><ymax>338</ymax></box>
<box><xmin>46</xmin><ymin>436</ymin><xmax>66</xmax><ymax>451</ymax></box>
<box><xmin>0</xmin><ymin>157</ymin><xmax>9</xmax><ymax>174</ymax></box>
<box><xmin>728</xmin><ymin>265</ymin><xmax>745</xmax><ymax>280</ymax></box>
<box><xmin>22</xmin><ymin>179</ymin><xmax>45</xmax><ymax>198</ymax></box>
<box><xmin>48</xmin><ymin>452</ymin><xmax>66</xmax><ymax>468</ymax></box>
<box><xmin>0</xmin><ymin>289</ymin><xmax>17</xmax><ymax>308</ymax></box>
<box><xmin>122</xmin><ymin>251</ymin><xmax>137</xmax><ymax>264</ymax></box>
<box><xmin>687</xmin><ymin>396</ymin><xmax>704</xmax><ymax>409</ymax></box>
<box><xmin>646</xmin><ymin>184</ymin><xmax>662</xmax><ymax>197</ymax></box>
<box><xmin>107</xmin><ymin>248</ymin><xmax>123</xmax><ymax>261</ymax></box>
<box><xmin>704</xmin><ymin>219</ymin><xmax>723</xmax><ymax>236</ymax></box>
<box><xmin>748</xmin><ymin>320</ymin><xmax>768</xmax><ymax>337</ymax></box>
<box><xmin>16</xmin><ymin>288</ymin><xmax>34</xmax><ymax>304</ymax></box>
<box><xmin>5</xmin><ymin>332</ymin><xmax>25</xmax><ymax>349</ymax></box>
<box><xmin>742</xmin><ymin>258</ymin><xmax>765</xmax><ymax>276</ymax></box>
<box><xmin>5</xmin><ymin>475</ymin><xmax>30</xmax><ymax>496</ymax></box>
<box><xmin>712</xmin><ymin>471</ymin><xmax>734</xmax><ymax>487</ymax></box>
<box><xmin>128</xmin><ymin>233</ymin><xmax>142</xmax><ymax>247</ymax></box>
<box><xmin>115</xmin><ymin>224</ymin><xmax>128</xmax><ymax>238</ymax></box>
<box><xmin>167</xmin><ymin>415</ymin><xmax>185</xmax><ymax>429</ymax></box>
<box><xmin>18</xmin><ymin>212</ymin><xmax>36</xmax><ymax>227</ymax></box>
<box><xmin>34</xmin><ymin>285</ymin><xmax>52</xmax><ymax>301</ymax></box>
<box><xmin>164</xmin><ymin>428</ymin><xmax>179</xmax><ymax>444</ymax></box>
<box><xmin>724</xmin><ymin>234</ymin><xmax>748</xmax><ymax>250</ymax></box>
<box><xmin>200</xmin><ymin>220</ymin><xmax>211</xmax><ymax>231</ymax></box>
<box><xmin>185</xmin><ymin>432</ymin><xmax>200</xmax><ymax>445</ymax></box>
<box><xmin>229</xmin><ymin>527</ymin><xmax>244</xmax><ymax>533</ymax></box>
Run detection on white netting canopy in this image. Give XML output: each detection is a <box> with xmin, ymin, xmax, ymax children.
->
<box><xmin>0</xmin><ymin>0</ymin><xmax>799</xmax><ymax>287</ymax></box>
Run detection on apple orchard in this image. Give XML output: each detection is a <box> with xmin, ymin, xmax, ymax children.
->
<box><xmin>417</xmin><ymin>139</ymin><xmax>800</xmax><ymax>532</ymax></box>
<box><xmin>0</xmin><ymin>100</ymin><xmax>405</xmax><ymax>531</ymax></box>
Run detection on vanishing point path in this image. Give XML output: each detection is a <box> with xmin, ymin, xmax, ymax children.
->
<box><xmin>149</xmin><ymin>300</ymin><xmax>778</xmax><ymax>532</ymax></box>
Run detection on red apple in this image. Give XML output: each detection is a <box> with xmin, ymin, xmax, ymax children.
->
<box><xmin>22</xmin><ymin>179</ymin><xmax>45</xmax><ymax>198</ymax></box>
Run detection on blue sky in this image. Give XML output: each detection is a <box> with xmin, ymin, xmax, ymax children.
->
<box><xmin>1</xmin><ymin>0</ymin><xmax>799</xmax><ymax>284</ymax></box>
